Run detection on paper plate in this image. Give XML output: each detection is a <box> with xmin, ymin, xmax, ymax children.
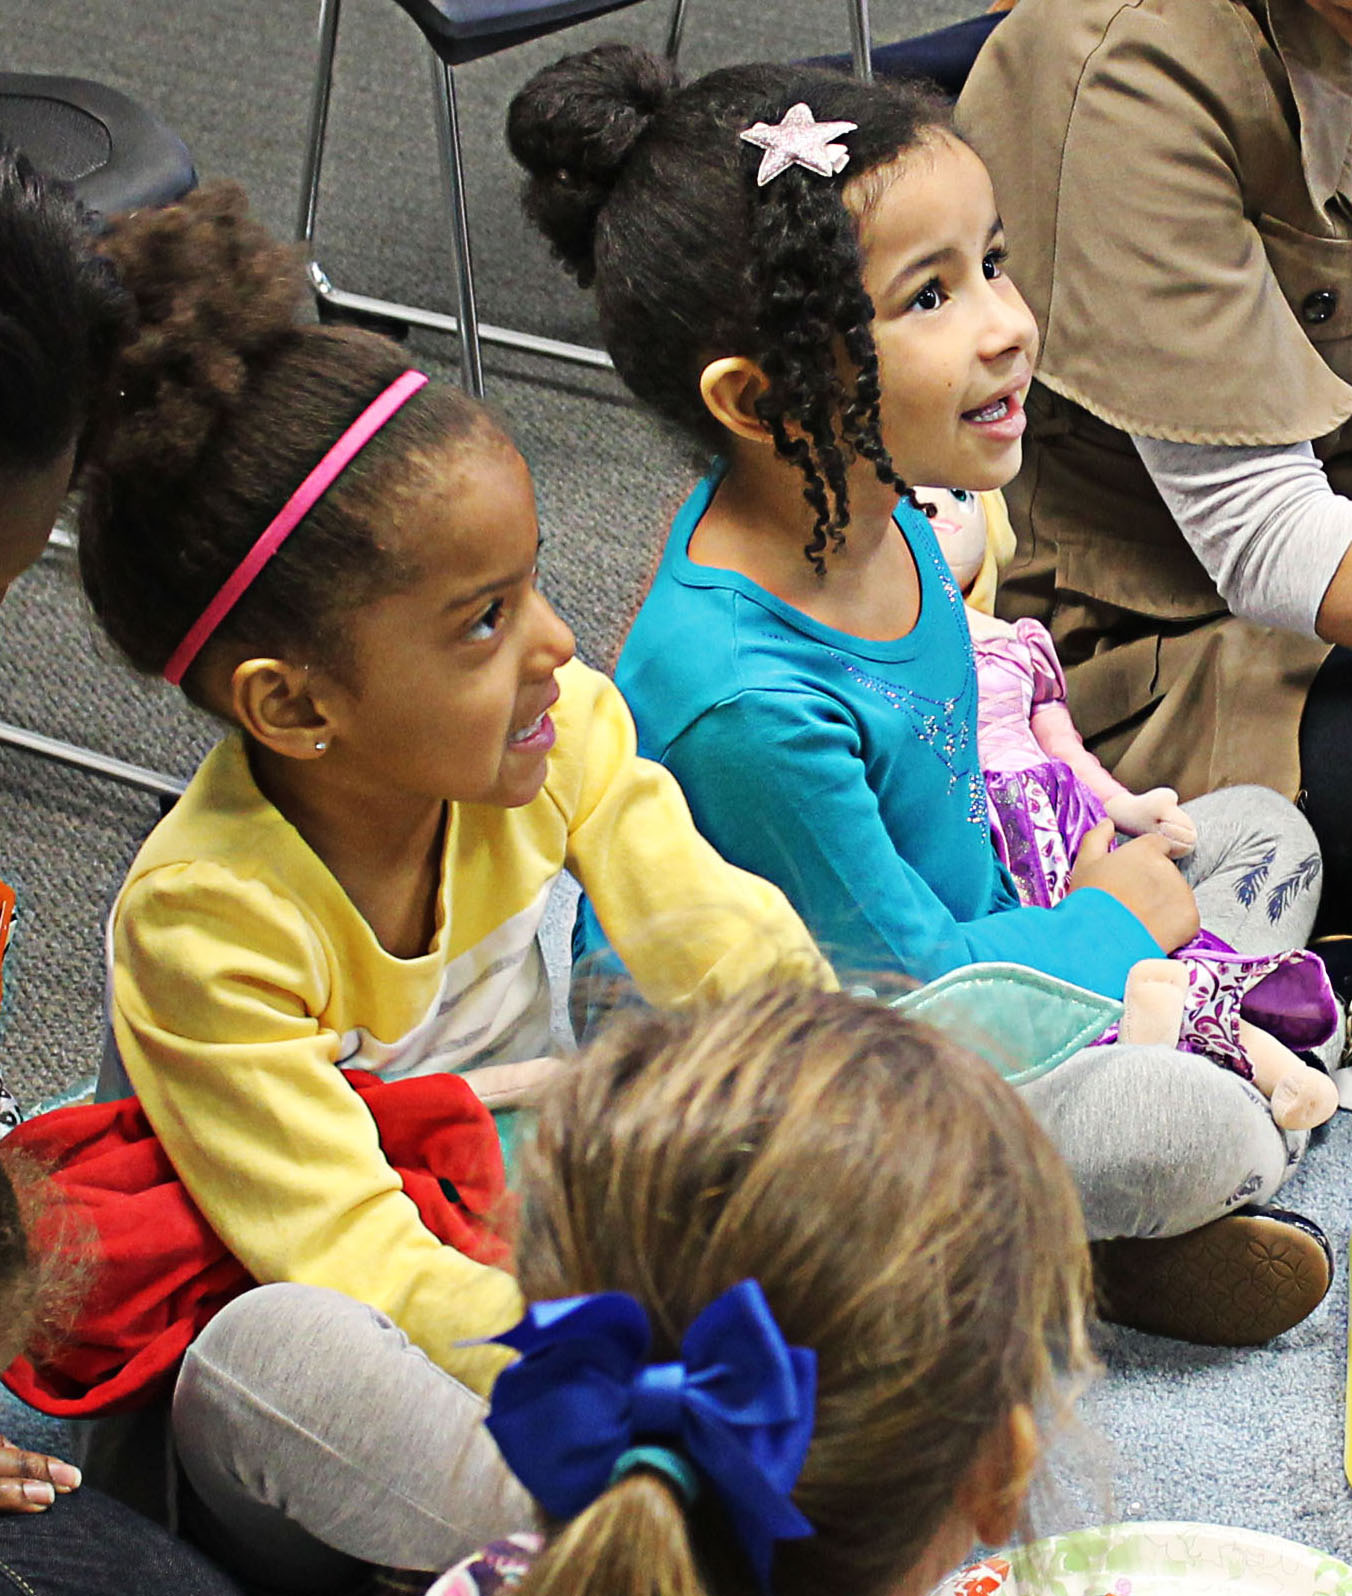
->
<box><xmin>1000</xmin><ymin>1524</ymin><xmax>1352</xmax><ymax>1596</ymax></box>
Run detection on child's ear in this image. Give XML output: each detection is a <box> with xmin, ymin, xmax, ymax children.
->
<box><xmin>230</xmin><ymin>657</ymin><xmax>334</xmax><ymax>761</ymax></box>
<box><xmin>699</xmin><ymin>356</ymin><xmax>775</xmax><ymax>445</ymax></box>
<box><xmin>953</xmin><ymin>1404</ymin><xmax>1039</xmax><ymax>1548</ymax></box>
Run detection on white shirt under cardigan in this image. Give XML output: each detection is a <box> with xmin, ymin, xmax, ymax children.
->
<box><xmin>1132</xmin><ymin>435</ymin><xmax>1352</xmax><ymax>637</ymax></box>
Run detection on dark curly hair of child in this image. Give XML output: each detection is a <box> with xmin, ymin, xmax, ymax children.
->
<box><xmin>0</xmin><ymin>147</ymin><xmax>130</xmax><ymax>477</ymax></box>
<box><xmin>507</xmin><ymin>47</ymin><xmax>948</xmax><ymax>574</ymax></box>
<box><xmin>77</xmin><ymin>182</ymin><xmax>486</xmax><ymax>706</ymax></box>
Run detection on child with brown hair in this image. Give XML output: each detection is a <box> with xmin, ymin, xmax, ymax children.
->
<box><xmin>63</xmin><ymin>181</ymin><xmax>829</xmax><ymax>1583</ymax></box>
<box><xmin>414</xmin><ymin>982</ymin><xmax>1092</xmax><ymax>1596</ymax></box>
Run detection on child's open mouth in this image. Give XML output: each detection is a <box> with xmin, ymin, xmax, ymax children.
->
<box><xmin>960</xmin><ymin>390</ymin><xmax>1026</xmax><ymax>441</ymax></box>
<box><xmin>508</xmin><ymin>711</ymin><xmax>555</xmax><ymax>752</ymax></box>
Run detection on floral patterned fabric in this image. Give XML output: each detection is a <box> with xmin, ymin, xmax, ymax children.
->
<box><xmin>425</xmin><ymin>1534</ymin><xmax>544</xmax><ymax>1596</ymax></box>
<box><xmin>974</xmin><ymin>620</ymin><xmax>1335</xmax><ymax>1076</ymax></box>
<box><xmin>428</xmin><ymin>1541</ymin><xmax>1011</xmax><ymax>1596</ymax></box>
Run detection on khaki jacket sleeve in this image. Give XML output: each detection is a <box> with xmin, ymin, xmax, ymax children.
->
<box><xmin>960</xmin><ymin>0</ymin><xmax>1352</xmax><ymax>443</ymax></box>
<box><xmin>544</xmin><ymin>663</ymin><xmax>836</xmax><ymax>1002</ymax></box>
<box><xmin>111</xmin><ymin>863</ymin><xmax>520</xmax><ymax>1394</ymax></box>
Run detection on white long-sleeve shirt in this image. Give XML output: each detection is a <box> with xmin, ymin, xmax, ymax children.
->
<box><xmin>1132</xmin><ymin>434</ymin><xmax>1352</xmax><ymax>637</ymax></box>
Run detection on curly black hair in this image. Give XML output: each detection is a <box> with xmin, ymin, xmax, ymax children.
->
<box><xmin>508</xmin><ymin>47</ymin><xmax>949</xmax><ymax>573</ymax></box>
<box><xmin>0</xmin><ymin>147</ymin><xmax>132</xmax><ymax>476</ymax></box>
<box><xmin>78</xmin><ymin>182</ymin><xmax>491</xmax><ymax>705</ymax></box>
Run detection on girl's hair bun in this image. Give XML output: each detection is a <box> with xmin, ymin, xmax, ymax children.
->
<box><xmin>507</xmin><ymin>43</ymin><xmax>675</xmax><ymax>287</ymax></box>
<box><xmin>92</xmin><ymin>181</ymin><xmax>306</xmax><ymax>484</ymax></box>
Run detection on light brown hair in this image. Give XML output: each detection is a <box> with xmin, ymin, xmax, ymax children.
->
<box><xmin>511</xmin><ymin>984</ymin><xmax>1093</xmax><ymax>1596</ymax></box>
<box><xmin>0</xmin><ymin>1148</ymin><xmax>93</xmax><ymax>1373</ymax></box>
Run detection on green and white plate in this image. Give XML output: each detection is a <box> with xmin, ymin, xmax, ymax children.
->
<box><xmin>1006</xmin><ymin>1524</ymin><xmax>1352</xmax><ymax>1596</ymax></box>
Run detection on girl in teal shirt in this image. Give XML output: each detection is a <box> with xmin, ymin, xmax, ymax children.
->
<box><xmin>511</xmin><ymin>48</ymin><xmax>1338</xmax><ymax>1346</ymax></box>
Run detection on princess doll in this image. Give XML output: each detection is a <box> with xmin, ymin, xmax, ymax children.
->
<box><xmin>920</xmin><ymin>486</ymin><xmax>1339</xmax><ymax>1131</ymax></box>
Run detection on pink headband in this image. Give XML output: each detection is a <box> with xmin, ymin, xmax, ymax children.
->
<box><xmin>162</xmin><ymin>369</ymin><xmax>430</xmax><ymax>685</ymax></box>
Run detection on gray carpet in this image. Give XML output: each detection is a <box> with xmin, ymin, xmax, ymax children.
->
<box><xmin>3</xmin><ymin>0</ymin><xmax>1352</xmax><ymax>1568</ymax></box>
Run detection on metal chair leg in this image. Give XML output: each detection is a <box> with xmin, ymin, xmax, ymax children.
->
<box><xmin>665</xmin><ymin>0</ymin><xmax>689</xmax><ymax>62</ymax></box>
<box><xmin>295</xmin><ymin>0</ymin><xmax>613</xmax><ymax>379</ymax></box>
<box><xmin>14</xmin><ymin>532</ymin><xmax>181</xmax><ymax>798</ymax></box>
<box><xmin>431</xmin><ymin>59</ymin><xmax>484</xmax><ymax>398</ymax></box>
<box><xmin>297</xmin><ymin>0</ymin><xmax>342</xmax><ymax>251</ymax></box>
<box><xmin>0</xmin><ymin>721</ymin><xmax>183</xmax><ymax>799</ymax></box>
<box><xmin>849</xmin><ymin>0</ymin><xmax>874</xmax><ymax>80</ymax></box>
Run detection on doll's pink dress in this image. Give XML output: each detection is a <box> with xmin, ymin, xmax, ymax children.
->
<box><xmin>973</xmin><ymin>618</ymin><xmax>1335</xmax><ymax>1075</ymax></box>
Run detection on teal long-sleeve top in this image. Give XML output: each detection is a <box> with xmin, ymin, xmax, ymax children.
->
<box><xmin>612</xmin><ymin>472</ymin><xmax>1161</xmax><ymax>997</ymax></box>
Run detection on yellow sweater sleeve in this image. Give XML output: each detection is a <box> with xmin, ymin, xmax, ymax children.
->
<box><xmin>550</xmin><ymin>664</ymin><xmax>836</xmax><ymax>1002</ymax></box>
<box><xmin>110</xmin><ymin>862</ymin><xmax>519</xmax><ymax>1393</ymax></box>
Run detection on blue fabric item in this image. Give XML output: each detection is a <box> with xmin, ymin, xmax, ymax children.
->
<box><xmin>806</xmin><ymin>12</ymin><xmax>1005</xmax><ymax>99</ymax></box>
<box><xmin>609</xmin><ymin>471</ymin><xmax>1161</xmax><ymax>1000</ymax></box>
<box><xmin>0</xmin><ymin>1483</ymin><xmax>244</xmax><ymax>1595</ymax></box>
<box><xmin>487</xmin><ymin>1279</ymin><xmax>816</xmax><ymax>1588</ymax></box>
<box><xmin>889</xmin><ymin>962</ymin><xmax>1123</xmax><ymax>1085</ymax></box>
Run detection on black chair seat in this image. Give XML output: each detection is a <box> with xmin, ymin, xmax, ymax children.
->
<box><xmin>0</xmin><ymin>72</ymin><xmax>196</xmax><ymax>224</ymax></box>
<box><xmin>394</xmin><ymin>0</ymin><xmax>655</xmax><ymax>64</ymax></box>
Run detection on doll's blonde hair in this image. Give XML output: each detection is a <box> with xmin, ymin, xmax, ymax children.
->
<box><xmin>964</xmin><ymin>488</ymin><xmax>1017</xmax><ymax>615</ymax></box>
<box><xmin>511</xmin><ymin>983</ymin><xmax>1093</xmax><ymax>1596</ymax></box>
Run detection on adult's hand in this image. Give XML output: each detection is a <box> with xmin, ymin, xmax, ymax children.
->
<box><xmin>0</xmin><ymin>1436</ymin><xmax>81</xmax><ymax>1512</ymax></box>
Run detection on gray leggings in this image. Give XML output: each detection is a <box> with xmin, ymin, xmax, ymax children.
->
<box><xmin>170</xmin><ymin>789</ymin><xmax>1329</xmax><ymax>1588</ymax></box>
<box><xmin>1025</xmin><ymin>784</ymin><xmax>1324</xmax><ymax>1239</ymax></box>
<box><xmin>173</xmin><ymin>1284</ymin><xmax>532</xmax><ymax>1593</ymax></box>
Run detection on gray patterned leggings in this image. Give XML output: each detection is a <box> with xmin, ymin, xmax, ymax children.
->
<box><xmin>1023</xmin><ymin>784</ymin><xmax>1327</xmax><ymax>1240</ymax></box>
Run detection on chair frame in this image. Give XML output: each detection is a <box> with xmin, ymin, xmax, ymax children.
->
<box><xmin>0</xmin><ymin>0</ymin><xmax>875</xmax><ymax>794</ymax></box>
<box><xmin>0</xmin><ymin>77</ymin><xmax>194</xmax><ymax>797</ymax></box>
<box><xmin>295</xmin><ymin>0</ymin><xmax>874</xmax><ymax>397</ymax></box>
<box><xmin>0</xmin><ymin>717</ymin><xmax>184</xmax><ymax>800</ymax></box>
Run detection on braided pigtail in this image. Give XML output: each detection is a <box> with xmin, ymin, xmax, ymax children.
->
<box><xmin>838</xmin><ymin>291</ymin><xmax>908</xmax><ymax>503</ymax></box>
<box><xmin>747</xmin><ymin>163</ymin><xmax>891</xmax><ymax>574</ymax></box>
<box><xmin>512</xmin><ymin>51</ymin><xmax>951</xmax><ymax>572</ymax></box>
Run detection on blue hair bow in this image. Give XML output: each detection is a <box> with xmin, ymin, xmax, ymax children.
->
<box><xmin>486</xmin><ymin>1278</ymin><xmax>817</xmax><ymax>1588</ymax></box>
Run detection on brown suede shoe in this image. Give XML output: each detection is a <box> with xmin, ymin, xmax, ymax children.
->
<box><xmin>1092</xmin><ymin>1207</ymin><xmax>1332</xmax><ymax>1346</ymax></box>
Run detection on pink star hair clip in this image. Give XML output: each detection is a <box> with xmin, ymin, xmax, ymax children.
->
<box><xmin>739</xmin><ymin>103</ymin><xmax>859</xmax><ymax>187</ymax></box>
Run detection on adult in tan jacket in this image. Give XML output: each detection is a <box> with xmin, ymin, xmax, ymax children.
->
<box><xmin>956</xmin><ymin>0</ymin><xmax>1352</xmax><ymax>922</ymax></box>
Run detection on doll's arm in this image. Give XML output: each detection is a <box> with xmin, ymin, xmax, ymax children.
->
<box><xmin>1025</xmin><ymin>630</ymin><xmax>1196</xmax><ymax>855</ymax></box>
<box><xmin>462</xmin><ymin>1056</ymin><xmax>566</xmax><ymax>1111</ymax></box>
<box><xmin>1030</xmin><ymin>697</ymin><xmax>1131</xmax><ymax>804</ymax></box>
<box><xmin>1101</xmin><ymin>788</ymin><xmax>1197</xmax><ymax>856</ymax></box>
